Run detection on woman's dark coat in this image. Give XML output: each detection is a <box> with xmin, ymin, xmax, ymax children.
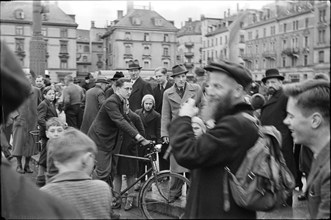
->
<box><xmin>116</xmin><ymin>110</ymin><xmax>145</xmax><ymax>176</ymax></box>
<box><xmin>169</xmin><ymin>103</ymin><xmax>259</xmax><ymax>219</ymax></box>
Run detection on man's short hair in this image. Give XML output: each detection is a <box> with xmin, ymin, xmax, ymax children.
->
<box><xmin>46</xmin><ymin>117</ymin><xmax>65</xmax><ymax>130</ymax></box>
<box><xmin>283</xmin><ymin>80</ymin><xmax>330</xmax><ymax>122</ymax></box>
<box><xmin>48</xmin><ymin>127</ymin><xmax>97</xmax><ymax>164</ymax></box>
<box><xmin>115</xmin><ymin>78</ymin><xmax>130</xmax><ymax>88</ymax></box>
<box><xmin>154</xmin><ymin>67</ymin><xmax>167</xmax><ymax>75</ymax></box>
<box><xmin>65</xmin><ymin>75</ymin><xmax>74</xmax><ymax>82</ymax></box>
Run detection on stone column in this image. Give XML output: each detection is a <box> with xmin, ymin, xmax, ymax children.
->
<box><xmin>30</xmin><ymin>0</ymin><xmax>46</xmax><ymax>77</ymax></box>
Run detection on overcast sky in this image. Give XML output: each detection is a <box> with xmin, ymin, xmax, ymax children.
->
<box><xmin>54</xmin><ymin>0</ymin><xmax>272</xmax><ymax>30</ymax></box>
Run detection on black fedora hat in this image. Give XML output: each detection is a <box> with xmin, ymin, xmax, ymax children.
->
<box><xmin>262</xmin><ymin>69</ymin><xmax>284</xmax><ymax>84</ymax></box>
<box><xmin>111</xmin><ymin>71</ymin><xmax>124</xmax><ymax>81</ymax></box>
<box><xmin>171</xmin><ymin>64</ymin><xmax>188</xmax><ymax>77</ymax></box>
<box><xmin>127</xmin><ymin>59</ymin><xmax>142</xmax><ymax>70</ymax></box>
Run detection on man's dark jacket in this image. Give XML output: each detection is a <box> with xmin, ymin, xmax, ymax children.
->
<box><xmin>128</xmin><ymin>77</ymin><xmax>153</xmax><ymax>112</ymax></box>
<box><xmin>169</xmin><ymin>103</ymin><xmax>259</xmax><ymax>219</ymax></box>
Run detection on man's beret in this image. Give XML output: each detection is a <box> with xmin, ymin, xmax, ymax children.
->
<box><xmin>204</xmin><ymin>60</ymin><xmax>252</xmax><ymax>88</ymax></box>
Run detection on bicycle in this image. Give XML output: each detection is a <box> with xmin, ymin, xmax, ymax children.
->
<box><xmin>113</xmin><ymin>141</ymin><xmax>190</xmax><ymax>219</ymax></box>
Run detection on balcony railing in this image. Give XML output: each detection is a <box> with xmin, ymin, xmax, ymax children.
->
<box><xmin>262</xmin><ymin>51</ymin><xmax>276</xmax><ymax>60</ymax></box>
<box><xmin>184</xmin><ymin>52</ymin><xmax>194</xmax><ymax>58</ymax></box>
<box><xmin>59</xmin><ymin>52</ymin><xmax>69</xmax><ymax>60</ymax></box>
<box><xmin>241</xmin><ymin>53</ymin><xmax>255</xmax><ymax>61</ymax></box>
<box><xmin>281</xmin><ymin>48</ymin><xmax>300</xmax><ymax>57</ymax></box>
<box><xmin>123</xmin><ymin>53</ymin><xmax>133</xmax><ymax>59</ymax></box>
<box><xmin>142</xmin><ymin>54</ymin><xmax>151</xmax><ymax>60</ymax></box>
<box><xmin>15</xmin><ymin>49</ymin><xmax>26</xmax><ymax>58</ymax></box>
<box><xmin>185</xmin><ymin>42</ymin><xmax>194</xmax><ymax>48</ymax></box>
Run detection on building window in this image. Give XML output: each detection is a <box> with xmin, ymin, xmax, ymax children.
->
<box><xmin>248</xmin><ymin>32</ymin><xmax>252</xmax><ymax>40</ymax></box>
<box><xmin>283</xmin><ymin>23</ymin><xmax>287</xmax><ymax>33</ymax></box>
<box><xmin>239</xmin><ymin>35</ymin><xmax>245</xmax><ymax>43</ymax></box>
<box><xmin>144</xmin><ymin>45</ymin><xmax>150</xmax><ymax>55</ymax></box>
<box><xmin>291</xmin><ymin>57</ymin><xmax>297</xmax><ymax>67</ymax></box>
<box><xmin>263</xmin><ymin>59</ymin><xmax>266</xmax><ymax>69</ymax></box>
<box><xmin>318</xmin><ymin>51</ymin><xmax>324</xmax><ymax>63</ymax></box>
<box><xmin>215</xmin><ymin>38</ymin><xmax>218</xmax><ymax>45</ymax></box>
<box><xmin>305</xmin><ymin>18</ymin><xmax>309</xmax><ymax>28</ymax></box>
<box><xmin>293</xmin><ymin>20</ymin><xmax>298</xmax><ymax>30</ymax></box>
<box><xmin>255</xmin><ymin>30</ymin><xmax>259</xmax><ymax>39</ymax></box>
<box><xmin>318</xmin><ymin>29</ymin><xmax>326</xmax><ymax>43</ymax></box>
<box><xmin>304</xmin><ymin>36</ymin><xmax>309</xmax><ymax>47</ymax></box>
<box><xmin>163</xmin><ymin>61</ymin><xmax>169</xmax><ymax>69</ymax></box>
<box><xmin>220</xmin><ymin>37</ymin><xmax>222</xmax><ymax>45</ymax></box>
<box><xmin>125</xmin><ymin>32</ymin><xmax>131</xmax><ymax>40</ymax></box>
<box><xmin>132</xmin><ymin>17</ymin><xmax>141</xmax><ymax>25</ymax></box>
<box><xmin>282</xmin><ymin>57</ymin><xmax>286</xmax><ymax>67</ymax></box>
<box><xmin>319</xmin><ymin>9</ymin><xmax>326</xmax><ymax>22</ymax></box>
<box><xmin>15</xmin><ymin>9</ymin><xmax>24</xmax><ymax>19</ymax></box>
<box><xmin>225</xmin><ymin>36</ymin><xmax>228</xmax><ymax>44</ymax></box>
<box><xmin>144</xmin><ymin>60</ymin><xmax>150</xmax><ymax>68</ymax></box>
<box><xmin>271</xmin><ymin>26</ymin><xmax>275</xmax><ymax>35</ymax></box>
<box><xmin>60</xmin><ymin>41</ymin><xmax>68</xmax><ymax>53</ymax></box>
<box><xmin>292</xmin><ymin>37</ymin><xmax>298</xmax><ymax>48</ymax></box>
<box><xmin>41</xmin><ymin>27</ymin><xmax>47</xmax><ymax>36</ymax></box>
<box><xmin>155</xmin><ymin>18</ymin><xmax>163</xmax><ymax>26</ymax></box>
<box><xmin>164</xmin><ymin>34</ymin><xmax>169</xmax><ymax>42</ymax></box>
<box><xmin>15</xmin><ymin>26</ymin><xmax>24</xmax><ymax>35</ymax></box>
<box><xmin>83</xmin><ymin>56</ymin><xmax>88</xmax><ymax>62</ymax></box>
<box><xmin>239</xmin><ymin>48</ymin><xmax>244</xmax><ymax>56</ymax></box>
<box><xmin>255</xmin><ymin>60</ymin><xmax>258</xmax><ymax>69</ymax></box>
<box><xmin>125</xmin><ymin>45</ymin><xmax>131</xmax><ymax>54</ymax></box>
<box><xmin>15</xmin><ymin>38</ymin><xmax>24</xmax><ymax>51</ymax></box>
<box><xmin>263</xmin><ymin>28</ymin><xmax>266</xmax><ymax>37</ymax></box>
<box><xmin>163</xmin><ymin>47</ymin><xmax>169</xmax><ymax>56</ymax></box>
<box><xmin>84</xmin><ymin>45</ymin><xmax>89</xmax><ymax>52</ymax></box>
<box><xmin>60</xmin><ymin>60</ymin><xmax>68</xmax><ymax>69</ymax></box>
<box><xmin>60</xmin><ymin>28</ymin><xmax>68</xmax><ymax>38</ymax></box>
<box><xmin>255</xmin><ymin>45</ymin><xmax>258</xmax><ymax>54</ymax></box>
<box><xmin>304</xmin><ymin>55</ymin><xmax>308</xmax><ymax>66</ymax></box>
<box><xmin>144</xmin><ymin>33</ymin><xmax>150</xmax><ymax>41</ymax></box>
<box><xmin>283</xmin><ymin>39</ymin><xmax>287</xmax><ymax>49</ymax></box>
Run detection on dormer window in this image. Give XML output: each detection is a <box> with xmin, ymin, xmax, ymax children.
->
<box><xmin>15</xmin><ymin>9</ymin><xmax>24</xmax><ymax>20</ymax></box>
<box><xmin>42</xmin><ymin>13</ymin><xmax>48</xmax><ymax>21</ymax></box>
<box><xmin>164</xmin><ymin>34</ymin><xmax>169</xmax><ymax>42</ymax></box>
<box><xmin>154</xmin><ymin>18</ymin><xmax>163</xmax><ymax>26</ymax></box>
<box><xmin>144</xmin><ymin>33</ymin><xmax>150</xmax><ymax>41</ymax></box>
<box><xmin>132</xmin><ymin>17</ymin><xmax>141</xmax><ymax>25</ymax></box>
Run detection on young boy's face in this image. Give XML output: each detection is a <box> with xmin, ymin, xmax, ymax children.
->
<box><xmin>46</xmin><ymin>126</ymin><xmax>64</xmax><ymax>139</ymax></box>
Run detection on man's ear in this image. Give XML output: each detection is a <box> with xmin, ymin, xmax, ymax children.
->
<box><xmin>311</xmin><ymin>112</ymin><xmax>322</xmax><ymax>129</ymax></box>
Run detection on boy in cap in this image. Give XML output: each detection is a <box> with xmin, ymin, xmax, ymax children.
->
<box><xmin>168</xmin><ymin>60</ymin><xmax>259</xmax><ymax>218</ymax></box>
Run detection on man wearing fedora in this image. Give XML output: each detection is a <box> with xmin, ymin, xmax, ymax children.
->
<box><xmin>260</xmin><ymin>68</ymin><xmax>296</xmax><ymax>207</ymax></box>
<box><xmin>127</xmin><ymin>59</ymin><xmax>153</xmax><ymax>112</ymax></box>
<box><xmin>105</xmin><ymin>71</ymin><xmax>124</xmax><ymax>99</ymax></box>
<box><xmin>80</xmin><ymin>76</ymin><xmax>109</xmax><ymax>134</ymax></box>
<box><xmin>161</xmin><ymin>64</ymin><xmax>203</xmax><ymax>201</ymax></box>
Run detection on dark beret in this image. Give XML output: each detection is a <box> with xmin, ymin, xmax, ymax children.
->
<box><xmin>204</xmin><ymin>60</ymin><xmax>252</xmax><ymax>88</ymax></box>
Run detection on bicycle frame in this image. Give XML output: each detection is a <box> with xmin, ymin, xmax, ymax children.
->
<box><xmin>113</xmin><ymin>152</ymin><xmax>159</xmax><ymax>197</ymax></box>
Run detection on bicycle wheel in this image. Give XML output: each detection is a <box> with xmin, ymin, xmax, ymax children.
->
<box><xmin>139</xmin><ymin>171</ymin><xmax>190</xmax><ymax>219</ymax></box>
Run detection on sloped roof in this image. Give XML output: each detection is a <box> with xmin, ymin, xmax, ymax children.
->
<box><xmin>0</xmin><ymin>1</ymin><xmax>77</xmax><ymax>27</ymax></box>
<box><xmin>77</xmin><ymin>29</ymin><xmax>90</xmax><ymax>42</ymax></box>
<box><xmin>177</xmin><ymin>20</ymin><xmax>201</xmax><ymax>37</ymax></box>
<box><xmin>114</xmin><ymin>9</ymin><xmax>178</xmax><ymax>32</ymax></box>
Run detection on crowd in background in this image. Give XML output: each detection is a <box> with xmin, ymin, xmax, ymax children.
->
<box><xmin>1</xmin><ymin>38</ymin><xmax>330</xmax><ymax>219</ymax></box>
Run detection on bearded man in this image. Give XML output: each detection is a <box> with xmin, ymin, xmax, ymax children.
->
<box><xmin>260</xmin><ymin>68</ymin><xmax>296</xmax><ymax>207</ymax></box>
<box><xmin>168</xmin><ymin>60</ymin><xmax>259</xmax><ymax>219</ymax></box>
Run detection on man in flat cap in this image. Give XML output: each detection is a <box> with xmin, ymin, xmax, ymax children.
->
<box><xmin>161</xmin><ymin>64</ymin><xmax>203</xmax><ymax>201</ymax></box>
<box><xmin>260</xmin><ymin>68</ymin><xmax>296</xmax><ymax>207</ymax></box>
<box><xmin>168</xmin><ymin>60</ymin><xmax>260</xmax><ymax>218</ymax></box>
<box><xmin>80</xmin><ymin>76</ymin><xmax>109</xmax><ymax>134</ymax></box>
<box><xmin>105</xmin><ymin>71</ymin><xmax>124</xmax><ymax>99</ymax></box>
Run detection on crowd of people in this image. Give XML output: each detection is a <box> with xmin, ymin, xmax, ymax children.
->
<box><xmin>1</xmin><ymin>38</ymin><xmax>330</xmax><ymax>219</ymax></box>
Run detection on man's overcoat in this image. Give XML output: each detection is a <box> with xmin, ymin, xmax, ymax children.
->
<box><xmin>128</xmin><ymin>77</ymin><xmax>153</xmax><ymax>112</ymax></box>
<box><xmin>169</xmin><ymin>103</ymin><xmax>259</xmax><ymax>219</ymax></box>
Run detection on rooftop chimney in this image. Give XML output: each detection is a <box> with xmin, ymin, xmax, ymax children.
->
<box><xmin>188</xmin><ymin>17</ymin><xmax>192</xmax><ymax>22</ymax></box>
<box><xmin>91</xmin><ymin>21</ymin><xmax>95</xmax><ymax>28</ymax></box>
<box><xmin>200</xmin><ymin>14</ymin><xmax>205</xmax><ymax>20</ymax></box>
<box><xmin>117</xmin><ymin>10</ymin><xmax>123</xmax><ymax>19</ymax></box>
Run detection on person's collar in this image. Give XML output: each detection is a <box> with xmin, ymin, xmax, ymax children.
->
<box><xmin>162</xmin><ymin>80</ymin><xmax>168</xmax><ymax>88</ymax></box>
<box><xmin>47</xmin><ymin>170</ymin><xmax>91</xmax><ymax>183</ymax></box>
<box><xmin>115</xmin><ymin>92</ymin><xmax>125</xmax><ymax>102</ymax></box>
<box><xmin>131</xmin><ymin>76</ymin><xmax>140</xmax><ymax>84</ymax></box>
<box><xmin>175</xmin><ymin>82</ymin><xmax>186</xmax><ymax>91</ymax></box>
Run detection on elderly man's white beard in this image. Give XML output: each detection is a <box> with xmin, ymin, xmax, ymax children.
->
<box><xmin>201</xmin><ymin>91</ymin><xmax>233</xmax><ymax>125</ymax></box>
